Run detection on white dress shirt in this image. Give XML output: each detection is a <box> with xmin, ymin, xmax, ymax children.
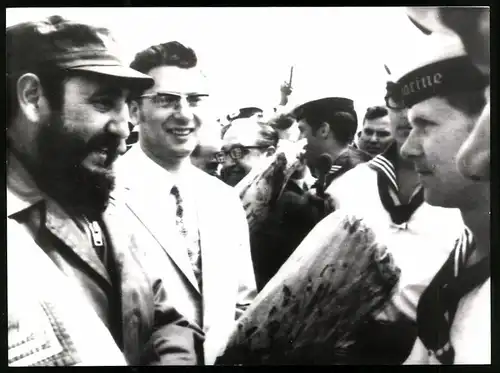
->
<box><xmin>118</xmin><ymin>146</ymin><xmax>201</xmax><ymax>269</ymax></box>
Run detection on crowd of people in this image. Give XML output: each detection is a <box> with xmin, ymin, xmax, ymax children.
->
<box><xmin>7</xmin><ymin>6</ymin><xmax>490</xmax><ymax>366</ymax></box>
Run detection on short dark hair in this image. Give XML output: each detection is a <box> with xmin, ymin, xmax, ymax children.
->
<box><xmin>129</xmin><ymin>41</ymin><xmax>197</xmax><ymax>96</ymax></box>
<box><xmin>363</xmin><ymin>106</ymin><xmax>389</xmax><ymax>125</ymax></box>
<box><xmin>294</xmin><ymin>98</ymin><xmax>358</xmax><ymax>146</ymax></box>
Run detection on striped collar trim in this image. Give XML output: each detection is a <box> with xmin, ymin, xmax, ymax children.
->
<box><xmin>368</xmin><ymin>154</ymin><xmax>398</xmax><ymax>192</ymax></box>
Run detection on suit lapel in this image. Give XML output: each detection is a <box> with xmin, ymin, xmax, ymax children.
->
<box><xmin>118</xmin><ymin>153</ymin><xmax>200</xmax><ymax>294</ymax></box>
<box><xmin>44</xmin><ymin>199</ymin><xmax>111</xmax><ymax>286</ymax></box>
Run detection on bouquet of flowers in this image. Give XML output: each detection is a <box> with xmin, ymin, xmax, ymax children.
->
<box><xmin>215</xmin><ymin>212</ymin><xmax>401</xmax><ymax>365</ymax></box>
<box><xmin>235</xmin><ymin>138</ymin><xmax>307</xmax><ymax>234</ymax></box>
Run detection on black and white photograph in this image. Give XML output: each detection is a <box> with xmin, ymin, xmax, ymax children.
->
<box><xmin>6</xmin><ymin>6</ymin><xmax>491</xmax><ymax>366</ymax></box>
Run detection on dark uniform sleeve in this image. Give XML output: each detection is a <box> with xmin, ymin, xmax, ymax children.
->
<box><xmin>142</xmin><ymin>279</ymin><xmax>205</xmax><ymax>366</ymax></box>
<box><xmin>251</xmin><ymin>187</ymin><xmax>331</xmax><ymax>291</ymax></box>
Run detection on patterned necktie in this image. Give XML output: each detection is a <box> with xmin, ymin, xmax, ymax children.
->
<box><xmin>171</xmin><ymin>185</ymin><xmax>202</xmax><ymax>291</ymax></box>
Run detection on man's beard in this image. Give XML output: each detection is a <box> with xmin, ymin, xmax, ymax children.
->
<box><xmin>31</xmin><ymin>114</ymin><xmax>119</xmax><ymax>217</ymax></box>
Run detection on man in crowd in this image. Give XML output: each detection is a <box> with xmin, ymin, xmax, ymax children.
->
<box><xmin>221</xmin><ymin>114</ymin><xmax>322</xmax><ymax>290</ymax></box>
<box><xmin>248</xmin><ymin>96</ymin><xmax>369</xmax><ymax>289</ymax></box>
<box><xmin>7</xmin><ymin>16</ymin><xmax>203</xmax><ymax>366</ymax></box>
<box><xmin>292</xmin><ymin>96</ymin><xmax>366</xmax><ymax>196</ymax></box>
<box><xmin>357</xmin><ymin>105</ymin><xmax>394</xmax><ymax>159</ymax></box>
<box><xmin>322</xmin><ymin>40</ymin><xmax>466</xmax><ymax>362</ymax></box>
<box><xmin>220</xmin><ymin>117</ymin><xmax>280</xmax><ymax>186</ymax></box>
<box><xmin>115</xmin><ymin>41</ymin><xmax>257</xmax><ymax>364</ymax></box>
<box><xmin>398</xmin><ymin>13</ymin><xmax>490</xmax><ymax>365</ymax></box>
<box><xmin>405</xmin><ymin>6</ymin><xmax>490</xmax><ymax>181</ymax></box>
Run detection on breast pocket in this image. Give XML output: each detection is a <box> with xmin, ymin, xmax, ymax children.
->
<box><xmin>9</xmin><ymin>301</ymin><xmax>80</xmax><ymax>366</ymax></box>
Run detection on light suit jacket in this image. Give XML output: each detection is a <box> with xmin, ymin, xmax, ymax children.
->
<box><xmin>115</xmin><ymin>146</ymin><xmax>257</xmax><ymax>364</ymax></box>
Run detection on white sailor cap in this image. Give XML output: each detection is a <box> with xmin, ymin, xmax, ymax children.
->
<box><xmin>385</xmin><ymin>34</ymin><xmax>487</xmax><ymax>108</ymax></box>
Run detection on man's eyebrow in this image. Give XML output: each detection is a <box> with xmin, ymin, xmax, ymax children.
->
<box><xmin>412</xmin><ymin>116</ymin><xmax>436</xmax><ymax>126</ymax></box>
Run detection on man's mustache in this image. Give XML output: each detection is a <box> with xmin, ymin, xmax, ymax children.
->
<box><xmin>85</xmin><ymin>134</ymin><xmax>122</xmax><ymax>165</ymax></box>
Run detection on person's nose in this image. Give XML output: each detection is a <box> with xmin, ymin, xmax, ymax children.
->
<box><xmin>107</xmin><ymin>101</ymin><xmax>130</xmax><ymax>136</ymax></box>
<box><xmin>400</xmin><ymin>128</ymin><xmax>422</xmax><ymax>160</ymax></box>
<box><xmin>106</xmin><ymin>102</ymin><xmax>131</xmax><ymax>154</ymax></box>
<box><xmin>173</xmin><ymin>97</ymin><xmax>195</xmax><ymax>123</ymax></box>
<box><xmin>369</xmin><ymin>133</ymin><xmax>379</xmax><ymax>143</ymax></box>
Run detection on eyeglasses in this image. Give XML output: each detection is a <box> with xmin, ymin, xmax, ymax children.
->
<box><xmin>139</xmin><ymin>91</ymin><xmax>209</xmax><ymax>109</ymax></box>
<box><xmin>211</xmin><ymin>152</ymin><xmax>226</xmax><ymax>164</ymax></box>
<box><xmin>215</xmin><ymin>145</ymin><xmax>270</xmax><ymax>162</ymax></box>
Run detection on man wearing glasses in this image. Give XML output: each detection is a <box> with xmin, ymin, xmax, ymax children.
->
<box><xmin>219</xmin><ymin>117</ymin><xmax>320</xmax><ymax>290</ymax></box>
<box><xmin>219</xmin><ymin>117</ymin><xmax>280</xmax><ymax>187</ymax></box>
<box><xmin>115</xmin><ymin>41</ymin><xmax>257</xmax><ymax>365</ymax></box>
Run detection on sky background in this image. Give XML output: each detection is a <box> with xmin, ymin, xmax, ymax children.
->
<box><xmin>7</xmin><ymin>7</ymin><xmax>427</xmax><ymax>125</ymax></box>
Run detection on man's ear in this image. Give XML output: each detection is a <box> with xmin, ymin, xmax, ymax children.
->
<box><xmin>265</xmin><ymin>146</ymin><xmax>276</xmax><ymax>156</ymax></box>
<box><xmin>17</xmin><ymin>73</ymin><xmax>45</xmax><ymax>123</ymax></box>
<box><xmin>129</xmin><ymin>100</ymin><xmax>141</xmax><ymax>127</ymax></box>
<box><xmin>318</xmin><ymin>121</ymin><xmax>331</xmax><ymax>139</ymax></box>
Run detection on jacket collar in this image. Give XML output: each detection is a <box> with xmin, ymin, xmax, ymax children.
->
<box><xmin>7</xmin><ymin>152</ymin><xmax>44</xmax><ymax>217</ymax></box>
<box><xmin>120</xmin><ymin>144</ymin><xmax>197</xmax><ymax>194</ymax></box>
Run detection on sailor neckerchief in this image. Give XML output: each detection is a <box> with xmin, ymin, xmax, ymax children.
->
<box><xmin>368</xmin><ymin>142</ymin><xmax>424</xmax><ymax>228</ymax></box>
<box><xmin>416</xmin><ymin>227</ymin><xmax>490</xmax><ymax>364</ymax></box>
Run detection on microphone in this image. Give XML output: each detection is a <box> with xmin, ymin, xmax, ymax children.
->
<box><xmin>316</xmin><ymin>153</ymin><xmax>333</xmax><ymax>198</ymax></box>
